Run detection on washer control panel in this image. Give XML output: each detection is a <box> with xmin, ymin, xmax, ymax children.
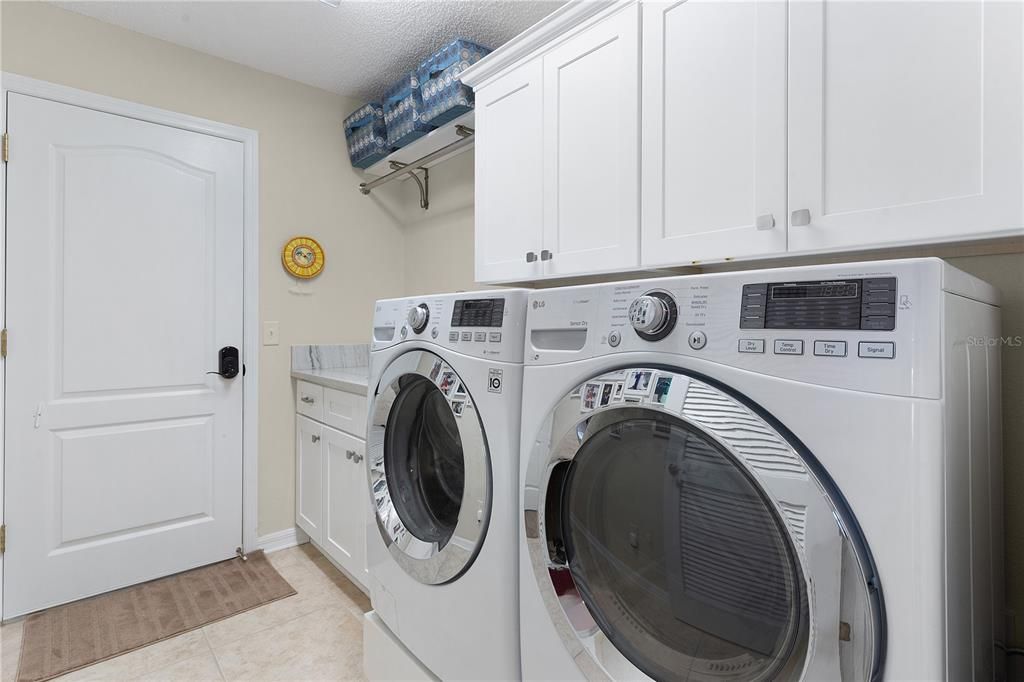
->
<box><xmin>373</xmin><ymin>290</ymin><xmax>528</xmax><ymax>362</ymax></box>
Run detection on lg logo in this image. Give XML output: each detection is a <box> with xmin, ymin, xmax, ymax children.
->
<box><xmin>532</xmin><ymin>300</ymin><xmax>546</xmax><ymax>310</ymax></box>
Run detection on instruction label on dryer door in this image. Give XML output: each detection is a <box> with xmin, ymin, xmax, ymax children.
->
<box><xmin>488</xmin><ymin>368</ymin><xmax>503</xmax><ymax>394</ymax></box>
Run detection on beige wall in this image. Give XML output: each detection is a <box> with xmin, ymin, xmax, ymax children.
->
<box><xmin>0</xmin><ymin>1</ymin><xmax>407</xmax><ymax>536</ymax></box>
<box><xmin>384</xmin><ymin>150</ymin><xmax>478</xmax><ymax>295</ymax></box>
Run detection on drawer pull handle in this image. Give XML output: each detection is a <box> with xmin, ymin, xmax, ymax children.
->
<box><xmin>300</xmin><ymin>396</ymin><xmax>315</xmax><ymax>404</ymax></box>
<box><xmin>525</xmin><ymin>251</ymin><xmax>538</xmax><ymax>263</ymax></box>
<box><xmin>352</xmin><ymin>453</ymin><xmax>363</xmax><ymax>464</ymax></box>
<box><xmin>540</xmin><ymin>249</ymin><xmax>553</xmax><ymax>261</ymax></box>
<box><xmin>346</xmin><ymin>450</ymin><xmax>355</xmax><ymax>460</ymax></box>
<box><xmin>791</xmin><ymin>208</ymin><xmax>811</xmax><ymax>227</ymax></box>
<box><xmin>311</xmin><ymin>434</ymin><xmax>321</xmax><ymax>443</ymax></box>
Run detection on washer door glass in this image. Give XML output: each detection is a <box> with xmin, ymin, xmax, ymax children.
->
<box><xmin>563</xmin><ymin>417</ymin><xmax>807</xmax><ymax>681</ymax></box>
<box><xmin>369</xmin><ymin>350</ymin><xmax>491</xmax><ymax>585</ymax></box>
<box><xmin>385</xmin><ymin>374</ymin><xmax>464</xmax><ymax>547</ymax></box>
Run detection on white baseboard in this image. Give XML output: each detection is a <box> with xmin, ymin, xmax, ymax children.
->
<box><xmin>255</xmin><ymin>527</ymin><xmax>308</xmax><ymax>554</ymax></box>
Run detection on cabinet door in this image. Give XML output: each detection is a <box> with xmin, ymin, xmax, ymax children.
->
<box><xmin>474</xmin><ymin>60</ymin><xmax>545</xmax><ymax>283</ymax></box>
<box><xmin>323</xmin><ymin>425</ymin><xmax>367</xmax><ymax>584</ymax></box>
<box><xmin>641</xmin><ymin>0</ymin><xmax>787</xmax><ymax>265</ymax></box>
<box><xmin>542</xmin><ymin>5</ymin><xmax>641</xmax><ymax>276</ymax></box>
<box><xmin>295</xmin><ymin>415</ymin><xmax>323</xmax><ymax>544</ymax></box>
<box><xmin>789</xmin><ymin>0</ymin><xmax>1023</xmax><ymax>252</ymax></box>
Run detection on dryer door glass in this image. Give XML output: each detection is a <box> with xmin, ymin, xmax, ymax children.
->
<box><xmin>565</xmin><ymin>417</ymin><xmax>807</xmax><ymax>681</ymax></box>
<box><xmin>525</xmin><ymin>368</ymin><xmax>885</xmax><ymax>681</ymax></box>
<box><xmin>369</xmin><ymin>350</ymin><xmax>491</xmax><ymax>585</ymax></box>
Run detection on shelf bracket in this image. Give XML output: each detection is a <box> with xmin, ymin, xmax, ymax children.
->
<box><xmin>387</xmin><ymin>161</ymin><xmax>430</xmax><ymax>210</ymax></box>
<box><xmin>358</xmin><ymin>124</ymin><xmax>474</xmax><ymax>211</ymax></box>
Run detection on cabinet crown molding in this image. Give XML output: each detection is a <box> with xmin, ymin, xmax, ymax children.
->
<box><xmin>461</xmin><ymin>0</ymin><xmax>627</xmax><ymax>89</ymax></box>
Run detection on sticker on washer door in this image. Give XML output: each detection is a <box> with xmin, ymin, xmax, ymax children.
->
<box><xmin>488</xmin><ymin>368</ymin><xmax>503</xmax><ymax>394</ymax></box>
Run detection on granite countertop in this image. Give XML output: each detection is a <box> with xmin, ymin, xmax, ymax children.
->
<box><xmin>291</xmin><ymin>344</ymin><xmax>370</xmax><ymax>396</ymax></box>
<box><xmin>291</xmin><ymin>366</ymin><xmax>369</xmax><ymax>395</ymax></box>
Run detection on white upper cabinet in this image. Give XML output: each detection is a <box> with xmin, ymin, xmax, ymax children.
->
<box><xmin>474</xmin><ymin>60</ymin><xmax>545</xmax><ymax>283</ymax></box>
<box><xmin>788</xmin><ymin>0</ymin><xmax>1023</xmax><ymax>252</ymax></box>
<box><xmin>465</xmin><ymin>0</ymin><xmax>1021</xmax><ymax>281</ymax></box>
<box><xmin>542</xmin><ymin>4</ymin><xmax>641</xmax><ymax>276</ymax></box>
<box><xmin>642</xmin><ymin>0</ymin><xmax>787</xmax><ymax>265</ymax></box>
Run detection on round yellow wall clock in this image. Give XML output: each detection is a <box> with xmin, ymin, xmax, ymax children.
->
<box><xmin>282</xmin><ymin>237</ymin><xmax>325</xmax><ymax>279</ymax></box>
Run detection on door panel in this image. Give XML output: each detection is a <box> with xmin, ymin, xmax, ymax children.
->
<box><xmin>4</xmin><ymin>93</ymin><xmax>244</xmax><ymax>617</ymax></box>
<box><xmin>296</xmin><ymin>416</ymin><xmax>324</xmax><ymax>544</ymax></box>
<box><xmin>642</xmin><ymin>0</ymin><xmax>787</xmax><ymax>265</ymax></box>
<box><xmin>542</xmin><ymin>5</ymin><xmax>640</xmax><ymax>275</ymax></box>
<box><xmin>323</xmin><ymin>426</ymin><xmax>365</xmax><ymax>578</ymax></box>
<box><xmin>474</xmin><ymin>60</ymin><xmax>545</xmax><ymax>283</ymax></box>
<box><xmin>789</xmin><ymin>0</ymin><xmax>1023</xmax><ymax>251</ymax></box>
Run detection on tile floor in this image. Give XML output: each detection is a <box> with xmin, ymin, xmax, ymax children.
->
<box><xmin>0</xmin><ymin>544</ymin><xmax>372</xmax><ymax>682</ymax></box>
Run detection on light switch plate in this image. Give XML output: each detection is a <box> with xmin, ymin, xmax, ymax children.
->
<box><xmin>263</xmin><ymin>321</ymin><xmax>280</xmax><ymax>346</ymax></box>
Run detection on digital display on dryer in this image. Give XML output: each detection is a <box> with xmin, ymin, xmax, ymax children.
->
<box><xmin>451</xmin><ymin>298</ymin><xmax>505</xmax><ymax>327</ymax></box>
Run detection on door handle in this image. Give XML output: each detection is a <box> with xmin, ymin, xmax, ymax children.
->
<box><xmin>352</xmin><ymin>453</ymin><xmax>364</xmax><ymax>464</ymax></box>
<box><xmin>208</xmin><ymin>346</ymin><xmax>240</xmax><ymax>378</ymax></box>
<box><xmin>525</xmin><ymin>251</ymin><xmax>538</xmax><ymax>263</ymax></box>
<box><xmin>540</xmin><ymin>249</ymin><xmax>553</xmax><ymax>261</ymax></box>
<box><xmin>346</xmin><ymin>450</ymin><xmax>355</xmax><ymax>460</ymax></box>
<box><xmin>311</xmin><ymin>434</ymin><xmax>321</xmax><ymax>443</ymax></box>
<box><xmin>791</xmin><ymin>209</ymin><xmax>811</xmax><ymax>227</ymax></box>
<box><xmin>755</xmin><ymin>214</ymin><xmax>775</xmax><ymax>231</ymax></box>
<box><xmin>300</xmin><ymin>396</ymin><xmax>315</xmax><ymax>404</ymax></box>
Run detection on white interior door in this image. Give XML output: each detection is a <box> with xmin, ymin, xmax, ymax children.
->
<box><xmin>641</xmin><ymin>0</ymin><xmax>787</xmax><ymax>265</ymax></box>
<box><xmin>4</xmin><ymin>92</ymin><xmax>245</xmax><ymax>618</ymax></box>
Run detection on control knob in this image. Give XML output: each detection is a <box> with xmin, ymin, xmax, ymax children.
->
<box><xmin>627</xmin><ymin>292</ymin><xmax>678</xmax><ymax>341</ymax></box>
<box><xmin>407</xmin><ymin>303</ymin><xmax>430</xmax><ymax>334</ymax></box>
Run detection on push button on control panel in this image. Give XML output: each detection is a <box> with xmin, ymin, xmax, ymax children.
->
<box><xmin>449</xmin><ymin>331</ymin><xmax>459</xmax><ymax>342</ymax></box>
<box><xmin>461</xmin><ymin>331</ymin><xmax>472</xmax><ymax>342</ymax></box>
<box><xmin>688</xmin><ymin>331</ymin><xmax>707</xmax><ymax>350</ymax></box>
<box><xmin>858</xmin><ymin>341</ymin><xmax>895</xmax><ymax>359</ymax></box>
<box><xmin>608</xmin><ymin>330</ymin><xmax>621</xmax><ymax>347</ymax></box>
<box><xmin>774</xmin><ymin>340</ymin><xmax>804</xmax><ymax>355</ymax></box>
<box><xmin>489</xmin><ymin>332</ymin><xmax>502</xmax><ymax>342</ymax></box>
<box><xmin>474</xmin><ymin>331</ymin><xmax>486</xmax><ymax>342</ymax></box>
<box><xmin>813</xmin><ymin>340</ymin><xmax>847</xmax><ymax>357</ymax></box>
<box><xmin>738</xmin><ymin>339</ymin><xmax>765</xmax><ymax>353</ymax></box>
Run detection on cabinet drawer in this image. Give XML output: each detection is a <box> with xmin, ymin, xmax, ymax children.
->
<box><xmin>296</xmin><ymin>381</ymin><xmax>325</xmax><ymax>421</ymax></box>
<box><xmin>323</xmin><ymin>388</ymin><xmax>368</xmax><ymax>439</ymax></box>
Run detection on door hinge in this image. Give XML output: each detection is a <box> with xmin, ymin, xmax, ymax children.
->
<box><xmin>0</xmin><ymin>525</ymin><xmax>6</xmax><ymax>554</ymax></box>
<box><xmin>2</xmin><ymin>132</ymin><xmax>8</xmax><ymax>163</ymax></box>
<box><xmin>1</xmin><ymin>329</ymin><xmax>7</xmax><ymax>358</ymax></box>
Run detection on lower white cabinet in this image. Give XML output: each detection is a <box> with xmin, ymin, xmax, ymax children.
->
<box><xmin>322</xmin><ymin>427</ymin><xmax>368</xmax><ymax>583</ymax></box>
<box><xmin>296</xmin><ymin>415</ymin><xmax>324</xmax><ymax>544</ymax></box>
<box><xmin>295</xmin><ymin>398</ymin><xmax>369</xmax><ymax>590</ymax></box>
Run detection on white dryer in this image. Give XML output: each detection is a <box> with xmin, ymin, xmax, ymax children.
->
<box><xmin>518</xmin><ymin>259</ymin><xmax>1004</xmax><ymax>681</ymax></box>
<box><xmin>366</xmin><ymin>290</ymin><xmax>527</xmax><ymax>680</ymax></box>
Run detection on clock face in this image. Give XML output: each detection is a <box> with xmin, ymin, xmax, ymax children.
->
<box><xmin>282</xmin><ymin>237</ymin><xmax>325</xmax><ymax>279</ymax></box>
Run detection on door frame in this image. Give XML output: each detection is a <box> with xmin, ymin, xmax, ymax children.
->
<box><xmin>0</xmin><ymin>73</ymin><xmax>261</xmax><ymax>619</ymax></box>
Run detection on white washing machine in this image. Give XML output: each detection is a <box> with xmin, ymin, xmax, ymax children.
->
<box><xmin>518</xmin><ymin>258</ymin><xmax>1004</xmax><ymax>681</ymax></box>
<box><xmin>365</xmin><ymin>290</ymin><xmax>528</xmax><ymax>680</ymax></box>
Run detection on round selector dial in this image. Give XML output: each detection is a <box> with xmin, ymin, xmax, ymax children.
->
<box><xmin>627</xmin><ymin>291</ymin><xmax>678</xmax><ymax>341</ymax></box>
<box><xmin>407</xmin><ymin>303</ymin><xmax>430</xmax><ymax>334</ymax></box>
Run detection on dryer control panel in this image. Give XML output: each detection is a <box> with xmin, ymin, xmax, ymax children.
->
<box><xmin>372</xmin><ymin>290</ymin><xmax>529</xmax><ymax>363</ymax></box>
<box><xmin>522</xmin><ymin>259</ymin><xmax>998</xmax><ymax>399</ymax></box>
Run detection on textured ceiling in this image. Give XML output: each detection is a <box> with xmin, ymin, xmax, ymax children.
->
<box><xmin>53</xmin><ymin>0</ymin><xmax>564</xmax><ymax>100</ymax></box>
